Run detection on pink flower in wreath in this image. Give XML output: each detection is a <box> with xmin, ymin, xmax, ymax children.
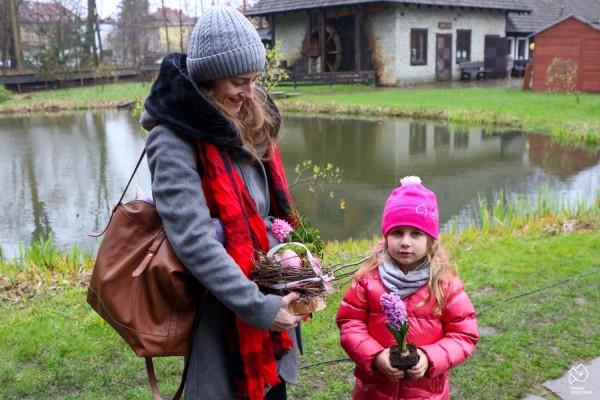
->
<box><xmin>271</xmin><ymin>218</ymin><xmax>294</xmax><ymax>243</ymax></box>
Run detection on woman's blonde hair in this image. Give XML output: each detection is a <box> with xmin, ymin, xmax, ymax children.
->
<box><xmin>202</xmin><ymin>83</ymin><xmax>279</xmax><ymax>160</ymax></box>
<box><xmin>356</xmin><ymin>235</ymin><xmax>454</xmax><ymax>315</ymax></box>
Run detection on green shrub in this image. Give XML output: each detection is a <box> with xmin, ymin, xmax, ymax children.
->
<box><xmin>0</xmin><ymin>85</ymin><xmax>12</xmax><ymax>103</ymax></box>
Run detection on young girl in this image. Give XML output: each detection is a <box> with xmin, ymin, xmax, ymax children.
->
<box><xmin>336</xmin><ymin>176</ymin><xmax>479</xmax><ymax>400</ymax></box>
<box><xmin>506</xmin><ymin>55</ymin><xmax>514</xmax><ymax>79</ymax></box>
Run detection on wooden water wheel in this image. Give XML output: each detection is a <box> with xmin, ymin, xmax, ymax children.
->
<box><xmin>304</xmin><ymin>25</ymin><xmax>343</xmax><ymax>72</ymax></box>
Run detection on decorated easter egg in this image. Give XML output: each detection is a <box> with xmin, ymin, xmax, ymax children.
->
<box><xmin>279</xmin><ymin>249</ymin><xmax>303</xmax><ymax>268</ymax></box>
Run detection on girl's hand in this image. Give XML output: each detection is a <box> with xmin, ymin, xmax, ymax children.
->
<box><xmin>406</xmin><ymin>348</ymin><xmax>429</xmax><ymax>379</ymax></box>
<box><xmin>373</xmin><ymin>349</ymin><xmax>404</xmax><ymax>381</ymax></box>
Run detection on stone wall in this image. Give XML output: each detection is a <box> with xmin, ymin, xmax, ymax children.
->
<box><xmin>366</xmin><ymin>4</ymin><xmax>507</xmax><ymax>85</ymax></box>
<box><xmin>275</xmin><ymin>11</ymin><xmax>308</xmax><ymax>70</ymax></box>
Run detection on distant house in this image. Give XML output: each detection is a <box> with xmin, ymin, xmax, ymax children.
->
<box><xmin>18</xmin><ymin>1</ymin><xmax>119</xmax><ymax>67</ymax></box>
<box><xmin>531</xmin><ymin>14</ymin><xmax>600</xmax><ymax>92</ymax></box>
<box><xmin>147</xmin><ymin>8</ymin><xmax>197</xmax><ymax>57</ymax></box>
<box><xmin>506</xmin><ymin>0</ymin><xmax>565</xmax><ymax>65</ymax></box>
<box><xmin>506</xmin><ymin>0</ymin><xmax>600</xmax><ymax>72</ymax></box>
<box><xmin>19</xmin><ymin>1</ymin><xmax>81</xmax><ymax>66</ymax></box>
<box><xmin>99</xmin><ymin>8</ymin><xmax>196</xmax><ymax>66</ymax></box>
<box><xmin>246</xmin><ymin>0</ymin><xmax>530</xmax><ymax>85</ymax></box>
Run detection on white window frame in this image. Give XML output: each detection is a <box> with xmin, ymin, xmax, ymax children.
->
<box><xmin>516</xmin><ymin>38</ymin><xmax>528</xmax><ymax>60</ymax></box>
<box><xmin>507</xmin><ymin>37</ymin><xmax>515</xmax><ymax>58</ymax></box>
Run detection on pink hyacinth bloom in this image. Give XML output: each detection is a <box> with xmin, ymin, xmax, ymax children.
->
<box><xmin>271</xmin><ymin>218</ymin><xmax>294</xmax><ymax>243</ymax></box>
<box><xmin>380</xmin><ymin>292</ymin><xmax>408</xmax><ymax>331</ymax></box>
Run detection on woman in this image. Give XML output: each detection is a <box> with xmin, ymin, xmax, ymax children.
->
<box><xmin>140</xmin><ymin>6</ymin><xmax>305</xmax><ymax>400</ymax></box>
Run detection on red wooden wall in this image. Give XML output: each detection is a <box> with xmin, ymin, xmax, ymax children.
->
<box><xmin>532</xmin><ymin>16</ymin><xmax>600</xmax><ymax>93</ymax></box>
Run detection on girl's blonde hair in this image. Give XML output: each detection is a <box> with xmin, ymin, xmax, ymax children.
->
<box><xmin>201</xmin><ymin>83</ymin><xmax>279</xmax><ymax>160</ymax></box>
<box><xmin>356</xmin><ymin>235</ymin><xmax>454</xmax><ymax>315</ymax></box>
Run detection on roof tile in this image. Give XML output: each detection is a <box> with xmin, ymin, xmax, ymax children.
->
<box><xmin>246</xmin><ymin>0</ymin><xmax>530</xmax><ymax>16</ymax></box>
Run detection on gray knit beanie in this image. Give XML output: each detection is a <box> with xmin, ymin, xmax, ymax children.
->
<box><xmin>186</xmin><ymin>5</ymin><xmax>266</xmax><ymax>83</ymax></box>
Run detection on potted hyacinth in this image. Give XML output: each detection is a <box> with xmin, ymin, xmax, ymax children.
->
<box><xmin>380</xmin><ymin>293</ymin><xmax>419</xmax><ymax>373</ymax></box>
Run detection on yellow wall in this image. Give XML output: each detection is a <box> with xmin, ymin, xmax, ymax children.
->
<box><xmin>158</xmin><ymin>25</ymin><xmax>192</xmax><ymax>53</ymax></box>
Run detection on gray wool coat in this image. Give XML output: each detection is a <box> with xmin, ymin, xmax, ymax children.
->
<box><xmin>141</xmin><ymin>53</ymin><xmax>300</xmax><ymax>400</ymax></box>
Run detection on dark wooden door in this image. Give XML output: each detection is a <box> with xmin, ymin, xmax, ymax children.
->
<box><xmin>436</xmin><ymin>34</ymin><xmax>452</xmax><ymax>81</ymax></box>
<box><xmin>484</xmin><ymin>35</ymin><xmax>508</xmax><ymax>79</ymax></box>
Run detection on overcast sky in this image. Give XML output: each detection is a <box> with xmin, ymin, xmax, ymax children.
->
<box><xmin>90</xmin><ymin>0</ymin><xmax>248</xmax><ymax>19</ymax></box>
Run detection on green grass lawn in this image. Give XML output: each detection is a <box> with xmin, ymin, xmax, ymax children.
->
<box><xmin>1</xmin><ymin>212</ymin><xmax>598</xmax><ymax>399</ymax></box>
<box><xmin>283</xmin><ymin>87</ymin><xmax>599</xmax><ymax>127</ymax></box>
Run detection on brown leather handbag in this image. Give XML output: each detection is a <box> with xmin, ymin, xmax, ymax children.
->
<box><xmin>87</xmin><ymin>149</ymin><xmax>206</xmax><ymax>400</ymax></box>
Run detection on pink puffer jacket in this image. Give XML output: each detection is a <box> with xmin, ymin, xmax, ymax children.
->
<box><xmin>336</xmin><ymin>270</ymin><xmax>479</xmax><ymax>400</ymax></box>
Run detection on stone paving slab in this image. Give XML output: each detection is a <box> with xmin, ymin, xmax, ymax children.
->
<box><xmin>522</xmin><ymin>357</ymin><xmax>599</xmax><ymax>399</ymax></box>
<box><xmin>542</xmin><ymin>357</ymin><xmax>599</xmax><ymax>399</ymax></box>
<box><xmin>522</xmin><ymin>357</ymin><xmax>600</xmax><ymax>400</ymax></box>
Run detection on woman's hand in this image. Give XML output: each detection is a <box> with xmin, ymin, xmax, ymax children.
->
<box><xmin>406</xmin><ymin>348</ymin><xmax>429</xmax><ymax>380</ymax></box>
<box><xmin>373</xmin><ymin>349</ymin><xmax>404</xmax><ymax>381</ymax></box>
<box><xmin>268</xmin><ymin>292</ymin><xmax>307</xmax><ymax>332</ymax></box>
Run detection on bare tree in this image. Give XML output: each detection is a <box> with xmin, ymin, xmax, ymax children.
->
<box><xmin>112</xmin><ymin>0</ymin><xmax>151</xmax><ymax>66</ymax></box>
<box><xmin>0</xmin><ymin>0</ymin><xmax>11</xmax><ymax>71</ymax></box>
<box><xmin>161</xmin><ymin>0</ymin><xmax>170</xmax><ymax>53</ymax></box>
<box><xmin>7</xmin><ymin>0</ymin><xmax>23</xmax><ymax>70</ymax></box>
<box><xmin>85</xmin><ymin>0</ymin><xmax>99</xmax><ymax>66</ymax></box>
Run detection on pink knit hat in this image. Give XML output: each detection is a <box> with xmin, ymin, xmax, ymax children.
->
<box><xmin>381</xmin><ymin>176</ymin><xmax>439</xmax><ymax>239</ymax></box>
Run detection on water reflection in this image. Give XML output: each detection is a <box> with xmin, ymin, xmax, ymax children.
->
<box><xmin>0</xmin><ymin>111</ymin><xmax>597</xmax><ymax>259</ymax></box>
<box><xmin>280</xmin><ymin>116</ymin><xmax>598</xmax><ymax>240</ymax></box>
<box><xmin>0</xmin><ymin>111</ymin><xmax>151</xmax><ymax>259</ymax></box>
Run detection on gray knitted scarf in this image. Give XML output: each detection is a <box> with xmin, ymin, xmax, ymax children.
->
<box><xmin>378</xmin><ymin>258</ymin><xmax>430</xmax><ymax>298</ymax></box>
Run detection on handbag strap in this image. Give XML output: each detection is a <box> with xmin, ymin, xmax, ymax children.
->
<box><xmin>146</xmin><ymin>289</ymin><xmax>208</xmax><ymax>400</ymax></box>
<box><xmin>146</xmin><ymin>356</ymin><xmax>187</xmax><ymax>400</ymax></box>
<box><xmin>118</xmin><ymin>148</ymin><xmax>148</xmax><ymax>206</ymax></box>
<box><xmin>89</xmin><ymin>148</ymin><xmax>147</xmax><ymax>238</ymax></box>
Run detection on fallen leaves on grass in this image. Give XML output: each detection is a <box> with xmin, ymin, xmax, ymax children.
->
<box><xmin>1</xmin><ymin>268</ymin><xmax>91</xmax><ymax>303</ymax></box>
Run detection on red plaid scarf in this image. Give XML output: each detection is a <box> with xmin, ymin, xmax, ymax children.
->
<box><xmin>197</xmin><ymin>140</ymin><xmax>295</xmax><ymax>400</ymax></box>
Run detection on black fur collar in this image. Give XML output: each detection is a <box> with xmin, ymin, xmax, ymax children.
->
<box><xmin>143</xmin><ymin>52</ymin><xmax>242</xmax><ymax>148</ymax></box>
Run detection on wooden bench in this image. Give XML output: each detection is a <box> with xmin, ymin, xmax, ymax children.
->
<box><xmin>459</xmin><ymin>61</ymin><xmax>490</xmax><ymax>81</ymax></box>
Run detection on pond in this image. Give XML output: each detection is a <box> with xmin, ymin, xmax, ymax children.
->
<box><xmin>1</xmin><ymin>110</ymin><xmax>598</xmax><ymax>259</ymax></box>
